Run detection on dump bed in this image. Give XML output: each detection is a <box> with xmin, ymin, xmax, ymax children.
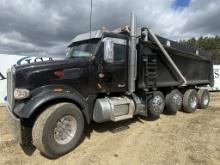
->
<box><xmin>137</xmin><ymin>35</ymin><xmax>214</xmax><ymax>89</ymax></box>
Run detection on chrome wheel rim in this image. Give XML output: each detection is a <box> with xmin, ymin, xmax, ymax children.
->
<box><xmin>173</xmin><ymin>93</ymin><xmax>182</xmax><ymax>106</ymax></box>
<box><xmin>152</xmin><ymin>95</ymin><xmax>164</xmax><ymax>113</ymax></box>
<box><xmin>54</xmin><ymin>115</ymin><xmax>77</xmax><ymax>145</ymax></box>
<box><xmin>190</xmin><ymin>95</ymin><xmax>197</xmax><ymax>109</ymax></box>
<box><xmin>203</xmin><ymin>93</ymin><xmax>209</xmax><ymax>105</ymax></box>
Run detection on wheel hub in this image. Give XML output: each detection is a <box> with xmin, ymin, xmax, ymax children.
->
<box><xmin>203</xmin><ymin>93</ymin><xmax>209</xmax><ymax>105</ymax></box>
<box><xmin>173</xmin><ymin>93</ymin><xmax>182</xmax><ymax>106</ymax></box>
<box><xmin>190</xmin><ymin>95</ymin><xmax>197</xmax><ymax>109</ymax></box>
<box><xmin>54</xmin><ymin>115</ymin><xmax>77</xmax><ymax>145</ymax></box>
<box><xmin>152</xmin><ymin>95</ymin><xmax>164</xmax><ymax>113</ymax></box>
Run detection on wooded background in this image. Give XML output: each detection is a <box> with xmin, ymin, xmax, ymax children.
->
<box><xmin>180</xmin><ymin>36</ymin><xmax>220</xmax><ymax>64</ymax></box>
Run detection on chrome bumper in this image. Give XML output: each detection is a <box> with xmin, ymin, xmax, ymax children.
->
<box><xmin>6</xmin><ymin>105</ymin><xmax>22</xmax><ymax>144</ymax></box>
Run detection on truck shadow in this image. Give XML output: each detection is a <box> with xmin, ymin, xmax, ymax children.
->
<box><xmin>84</xmin><ymin>115</ymin><xmax>158</xmax><ymax>139</ymax></box>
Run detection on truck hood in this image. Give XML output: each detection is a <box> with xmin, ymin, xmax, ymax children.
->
<box><xmin>14</xmin><ymin>58</ymin><xmax>91</xmax><ymax>89</ymax></box>
<box><xmin>15</xmin><ymin>58</ymin><xmax>90</xmax><ymax>70</ymax></box>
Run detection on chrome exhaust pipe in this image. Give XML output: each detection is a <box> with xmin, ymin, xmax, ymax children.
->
<box><xmin>128</xmin><ymin>12</ymin><xmax>137</xmax><ymax>93</ymax></box>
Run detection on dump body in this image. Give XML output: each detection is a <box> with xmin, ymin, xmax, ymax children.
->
<box><xmin>137</xmin><ymin>35</ymin><xmax>213</xmax><ymax>90</ymax></box>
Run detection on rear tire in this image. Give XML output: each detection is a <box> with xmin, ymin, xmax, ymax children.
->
<box><xmin>197</xmin><ymin>89</ymin><xmax>210</xmax><ymax>109</ymax></box>
<box><xmin>165</xmin><ymin>89</ymin><xmax>183</xmax><ymax>114</ymax></box>
<box><xmin>183</xmin><ymin>89</ymin><xmax>198</xmax><ymax>113</ymax></box>
<box><xmin>32</xmin><ymin>102</ymin><xmax>84</xmax><ymax>158</ymax></box>
<box><xmin>148</xmin><ymin>91</ymin><xmax>165</xmax><ymax>118</ymax></box>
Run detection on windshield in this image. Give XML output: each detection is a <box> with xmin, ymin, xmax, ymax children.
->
<box><xmin>66</xmin><ymin>39</ymin><xmax>99</xmax><ymax>59</ymax></box>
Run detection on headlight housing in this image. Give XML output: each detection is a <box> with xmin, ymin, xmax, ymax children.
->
<box><xmin>14</xmin><ymin>88</ymin><xmax>30</xmax><ymax>100</ymax></box>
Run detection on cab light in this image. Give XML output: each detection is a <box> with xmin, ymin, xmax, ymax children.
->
<box><xmin>14</xmin><ymin>88</ymin><xmax>30</xmax><ymax>100</ymax></box>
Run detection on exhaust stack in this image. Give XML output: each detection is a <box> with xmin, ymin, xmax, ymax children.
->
<box><xmin>128</xmin><ymin>12</ymin><xmax>137</xmax><ymax>93</ymax></box>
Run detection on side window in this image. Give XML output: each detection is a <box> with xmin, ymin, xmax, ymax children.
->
<box><xmin>103</xmin><ymin>37</ymin><xmax>127</xmax><ymax>64</ymax></box>
<box><xmin>114</xmin><ymin>44</ymin><xmax>126</xmax><ymax>63</ymax></box>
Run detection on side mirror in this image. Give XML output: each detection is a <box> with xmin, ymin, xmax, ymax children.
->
<box><xmin>103</xmin><ymin>38</ymin><xmax>114</xmax><ymax>63</ymax></box>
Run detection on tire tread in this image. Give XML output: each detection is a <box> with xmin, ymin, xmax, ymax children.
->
<box><xmin>32</xmin><ymin>103</ymin><xmax>83</xmax><ymax>158</ymax></box>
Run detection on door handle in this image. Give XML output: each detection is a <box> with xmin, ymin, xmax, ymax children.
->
<box><xmin>118</xmin><ymin>83</ymin><xmax>126</xmax><ymax>88</ymax></box>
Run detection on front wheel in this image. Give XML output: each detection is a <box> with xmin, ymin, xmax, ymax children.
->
<box><xmin>32</xmin><ymin>103</ymin><xmax>84</xmax><ymax>158</ymax></box>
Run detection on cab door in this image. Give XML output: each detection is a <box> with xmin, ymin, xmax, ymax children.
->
<box><xmin>99</xmin><ymin>37</ymin><xmax>128</xmax><ymax>92</ymax></box>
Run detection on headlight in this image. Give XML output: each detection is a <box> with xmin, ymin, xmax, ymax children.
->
<box><xmin>14</xmin><ymin>88</ymin><xmax>30</xmax><ymax>100</ymax></box>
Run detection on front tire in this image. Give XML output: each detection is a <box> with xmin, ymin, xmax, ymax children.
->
<box><xmin>32</xmin><ymin>102</ymin><xmax>84</xmax><ymax>158</ymax></box>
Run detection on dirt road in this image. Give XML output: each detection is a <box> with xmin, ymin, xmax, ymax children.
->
<box><xmin>0</xmin><ymin>92</ymin><xmax>220</xmax><ymax>165</ymax></box>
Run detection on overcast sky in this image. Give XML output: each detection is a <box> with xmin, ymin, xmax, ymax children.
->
<box><xmin>0</xmin><ymin>0</ymin><xmax>219</xmax><ymax>57</ymax></box>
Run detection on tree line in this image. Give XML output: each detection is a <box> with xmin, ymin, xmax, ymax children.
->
<box><xmin>179</xmin><ymin>36</ymin><xmax>220</xmax><ymax>64</ymax></box>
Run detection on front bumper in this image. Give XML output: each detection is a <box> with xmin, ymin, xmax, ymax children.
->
<box><xmin>6</xmin><ymin>105</ymin><xmax>22</xmax><ymax>144</ymax></box>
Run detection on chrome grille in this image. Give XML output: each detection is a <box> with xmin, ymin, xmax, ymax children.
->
<box><xmin>7</xmin><ymin>67</ymin><xmax>15</xmax><ymax>109</ymax></box>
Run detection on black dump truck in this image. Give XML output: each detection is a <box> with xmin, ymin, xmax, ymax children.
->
<box><xmin>6</xmin><ymin>12</ymin><xmax>213</xmax><ymax>158</ymax></box>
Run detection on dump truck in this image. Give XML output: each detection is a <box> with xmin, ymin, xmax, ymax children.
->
<box><xmin>6</xmin><ymin>12</ymin><xmax>213</xmax><ymax>158</ymax></box>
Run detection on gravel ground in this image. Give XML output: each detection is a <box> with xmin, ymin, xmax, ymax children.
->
<box><xmin>0</xmin><ymin>92</ymin><xmax>220</xmax><ymax>165</ymax></box>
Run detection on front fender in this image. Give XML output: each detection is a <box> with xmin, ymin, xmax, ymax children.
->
<box><xmin>14</xmin><ymin>85</ymin><xmax>92</xmax><ymax>123</ymax></box>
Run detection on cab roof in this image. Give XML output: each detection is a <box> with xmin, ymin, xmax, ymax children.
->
<box><xmin>67</xmin><ymin>30</ymin><xmax>103</xmax><ymax>47</ymax></box>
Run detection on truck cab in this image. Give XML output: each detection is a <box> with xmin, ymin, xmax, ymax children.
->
<box><xmin>68</xmin><ymin>30</ymin><xmax>130</xmax><ymax>92</ymax></box>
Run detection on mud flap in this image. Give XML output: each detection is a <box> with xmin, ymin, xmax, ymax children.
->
<box><xmin>6</xmin><ymin>106</ymin><xmax>22</xmax><ymax>144</ymax></box>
